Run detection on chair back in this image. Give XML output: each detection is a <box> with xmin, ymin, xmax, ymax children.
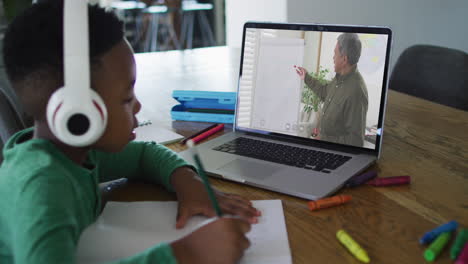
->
<box><xmin>0</xmin><ymin>88</ymin><xmax>26</xmax><ymax>164</ymax></box>
<box><xmin>389</xmin><ymin>45</ymin><xmax>468</xmax><ymax>111</ymax></box>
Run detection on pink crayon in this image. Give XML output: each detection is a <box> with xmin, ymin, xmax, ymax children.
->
<box><xmin>456</xmin><ymin>243</ymin><xmax>468</xmax><ymax>264</ymax></box>
<box><xmin>366</xmin><ymin>176</ymin><xmax>411</xmax><ymax>186</ymax></box>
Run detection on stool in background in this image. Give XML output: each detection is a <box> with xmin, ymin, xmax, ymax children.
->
<box><xmin>110</xmin><ymin>1</ymin><xmax>147</xmax><ymax>51</ymax></box>
<box><xmin>143</xmin><ymin>5</ymin><xmax>181</xmax><ymax>52</ymax></box>
<box><xmin>179</xmin><ymin>0</ymin><xmax>215</xmax><ymax>49</ymax></box>
<box><xmin>0</xmin><ymin>88</ymin><xmax>27</xmax><ymax>164</ymax></box>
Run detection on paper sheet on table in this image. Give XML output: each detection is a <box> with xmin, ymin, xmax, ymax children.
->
<box><xmin>76</xmin><ymin>200</ymin><xmax>292</xmax><ymax>264</ymax></box>
<box><xmin>135</xmin><ymin>122</ymin><xmax>184</xmax><ymax>145</ymax></box>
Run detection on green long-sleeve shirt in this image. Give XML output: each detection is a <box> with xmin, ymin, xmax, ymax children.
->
<box><xmin>0</xmin><ymin>128</ymin><xmax>190</xmax><ymax>264</ymax></box>
<box><xmin>304</xmin><ymin>67</ymin><xmax>368</xmax><ymax>147</ymax></box>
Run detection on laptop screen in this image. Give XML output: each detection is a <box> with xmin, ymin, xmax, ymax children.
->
<box><xmin>235</xmin><ymin>23</ymin><xmax>392</xmax><ymax>151</ymax></box>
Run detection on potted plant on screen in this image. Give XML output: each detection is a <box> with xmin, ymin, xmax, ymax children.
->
<box><xmin>299</xmin><ymin>66</ymin><xmax>330</xmax><ymax>138</ymax></box>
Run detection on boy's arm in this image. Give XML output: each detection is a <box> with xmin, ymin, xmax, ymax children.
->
<box><xmin>95</xmin><ymin>141</ymin><xmax>193</xmax><ymax>191</ymax></box>
<box><xmin>13</xmin><ymin>172</ymin><xmax>83</xmax><ymax>264</ymax></box>
<box><xmin>13</xmin><ymin>168</ymin><xmax>179</xmax><ymax>264</ymax></box>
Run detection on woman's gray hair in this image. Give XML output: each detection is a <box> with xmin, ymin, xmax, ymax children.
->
<box><xmin>337</xmin><ymin>33</ymin><xmax>362</xmax><ymax>65</ymax></box>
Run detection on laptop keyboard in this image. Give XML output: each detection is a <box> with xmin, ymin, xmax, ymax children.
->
<box><xmin>212</xmin><ymin>137</ymin><xmax>352</xmax><ymax>173</ymax></box>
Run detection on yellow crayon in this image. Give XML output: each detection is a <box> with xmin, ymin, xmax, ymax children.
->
<box><xmin>336</xmin><ymin>229</ymin><xmax>370</xmax><ymax>263</ymax></box>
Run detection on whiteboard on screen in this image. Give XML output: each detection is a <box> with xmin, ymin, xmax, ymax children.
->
<box><xmin>252</xmin><ymin>37</ymin><xmax>304</xmax><ymax>135</ymax></box>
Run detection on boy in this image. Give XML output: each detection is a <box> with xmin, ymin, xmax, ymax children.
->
<box><xmin>0</xmin><ymin>1</ymin><xmax>260</xmax><ymax>263</ymax></box>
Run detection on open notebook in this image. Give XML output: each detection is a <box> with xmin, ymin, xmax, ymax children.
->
<box><xmin>76</xmin><ymin>200</ymin><xmax>291</xmax><ymax>264</ymax></box>
<box><xmin>135</xmin><ymin>120</ymin><xmax>184</xmax><ymax>145</ymax></box>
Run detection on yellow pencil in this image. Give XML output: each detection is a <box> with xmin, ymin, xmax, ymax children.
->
<box><xmin>336</xmin><ymin>229</ymin><xmax>370</xmax><ymax>263</ymax></box>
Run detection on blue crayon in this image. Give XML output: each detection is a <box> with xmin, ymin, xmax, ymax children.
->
<box><xmin>346</xmin><ymin>170</ymin><xmax>378</xmax><ymax>187</ymax></box>
<box><xmin>420</xmin><ymin>220</ymin><xmax>458</xmax><ymax>245</ymax></box>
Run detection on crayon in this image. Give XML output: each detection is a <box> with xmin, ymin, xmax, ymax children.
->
<box><xmin>420</xmin><ymin>220</ymin><xmax>458</xmax><ymax>245</ymax></box>
<box><xmin>452</xmin><ymin>229</ymin><xmax>468</xmax><ymax>260</ymax></box>
<box><xmin>455</xmin><ymin>243</ymin><xmax>468</xmax><ymax>264</ymax></box>
<box><xmin>366</xmin><ymin>176</ymin><xmax>410</xmax><ymax>186</ymax></box>
<box><xmin>424</xmin><ymin>232</ymin><xmax>452</xmax><ymax>262</ymax></box>
<box><xmin>308</xmin><ymin>195</ymin><xmax>351</xmax><ymax>211</ymax></box>
<box><xmin>181</xmin><ymin>124</ymin><xmax>219</xmax><ymax>144</ymax></box>
<box><xmin>190</xmin><ymin>124</ymin><xmax>225</xmax><ymax>144</ymax></box>
<box><xmin>336</xmin><ymin>229</ymin><xmax>370</xmax><ymax>263</ymax></box>
<box><xmin>346</xmin><ymin>170</ymin><xmax>377</xmax><ymax>187</ymax></box>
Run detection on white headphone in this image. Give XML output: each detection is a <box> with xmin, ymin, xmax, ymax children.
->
<box><xmin>46</xmin><ymin>0</ymin><xmax>107</xmax><ymax>147</ymax></box>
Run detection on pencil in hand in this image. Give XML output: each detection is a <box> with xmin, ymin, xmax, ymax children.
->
<box><xmin>187</xmin><ymin>140</ymin><xmax>223</xmax><ymax>217</ymax></box>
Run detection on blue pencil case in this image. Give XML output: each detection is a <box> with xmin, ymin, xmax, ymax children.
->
<box><xmin>171</xmin><ymin>90</ymin><xmax>237</xmax><ymax>123</ymax></box>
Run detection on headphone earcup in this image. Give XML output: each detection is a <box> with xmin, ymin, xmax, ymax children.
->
<box><xmin>46</xmin><ymin>87</ymin><xmax>108</xmax><ymax>146</ymax></box>
<box><xmin>46</xmin><ymin>88</ymin><xmax>66</xmax><ymax>139</ymax></box>
<box><xmin>89</xmin><ymin>88</ymin><xmax>108</xmax><ymax>133</ymax></box>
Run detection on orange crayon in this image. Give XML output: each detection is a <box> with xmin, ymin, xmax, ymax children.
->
<box><xmin>308</xmin><ymin>195</ymin><xmax>352</xmax><ymax>211</ymax></box>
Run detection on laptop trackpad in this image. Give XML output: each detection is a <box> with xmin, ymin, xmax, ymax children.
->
<box><xmin>217</xmin><ymin>159</ymin><xmax>281</xmax><ymax>180</ymax></box>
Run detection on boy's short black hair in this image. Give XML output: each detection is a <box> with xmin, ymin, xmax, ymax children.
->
<box><xmin>2</xmin><ymin>0</ymin><xmax>125</xmax><ymax>118</ymax></box>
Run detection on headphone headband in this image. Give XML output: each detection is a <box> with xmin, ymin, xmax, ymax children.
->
<box><xmin>64</xmin><ymin>0</ymin><xmax>90</xmax><ymax>98</ymax></box>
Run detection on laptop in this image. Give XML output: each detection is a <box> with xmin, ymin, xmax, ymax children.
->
<box><xmin>180</xmin><ymin>22</ymin><xmax>392</xmax><ymax>200</ymax></box>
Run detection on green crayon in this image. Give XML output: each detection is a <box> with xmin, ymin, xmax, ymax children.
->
<box><xmin>424</xmin><ymin>232</ymin><xmax>452</xmax><ymax>262</ymax></box>
<box><xmin>451</xmin><ymin>229</ymin><xmax>468</xmax><ymax>260</ymax></box>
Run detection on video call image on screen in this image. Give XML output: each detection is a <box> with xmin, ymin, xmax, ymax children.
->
<box><xmin>236</xmin><ymin>28</ymin><xmax>389</xmax><ymax>149</ymax></box>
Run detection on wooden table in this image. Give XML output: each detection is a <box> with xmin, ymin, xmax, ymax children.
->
<box><xmin>110</xmin><ymin>47</ymin><xmax>468</xmax><ymax>263</ymax></box>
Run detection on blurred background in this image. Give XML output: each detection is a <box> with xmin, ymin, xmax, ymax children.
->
<box><xmin>1</xmin><ymin>0</ymin><xmax>467</xmax><ymax>65</ymax></box>
<box><xmin>96</xmin><ymin>0</ymin><xmax>225</xmax><ymax>53</ymax></box>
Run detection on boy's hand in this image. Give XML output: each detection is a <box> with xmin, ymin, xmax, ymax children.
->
<box><xmin>170</xmin><ymin>167</ymin><xmax>261</xmax><ymax>229</ymax></box>
<box><xmin>171</xmin><ymin>217</ymin><xmax>251</xmax><ymax>264</ymax></box>
<box><xmin>176</xmin><ymin>188</ymin><xmax>261</xmax><ymax>229</ymax></box>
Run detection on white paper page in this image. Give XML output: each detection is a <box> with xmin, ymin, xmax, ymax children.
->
<box><xmin>76</xmin><ymin>200</ymin><xmax>291</xmax><ymax>264</ymax></box>
<box><xmin>135</xmin><ymin>120</ymin><xmax>184</xmax><ymax>145</ymax></box>
<box><xmin>252</xmin><ymin>37</ymin><xmax>304</xmax><ymax>135</ymax></box>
